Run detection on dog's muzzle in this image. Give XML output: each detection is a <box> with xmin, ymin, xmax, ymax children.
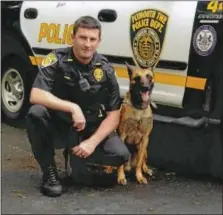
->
<box><xmin>140</xmin><ymin>86</ymin><xmax>150</xmax><ymax>93</ymax></box>
<box><xmin>140</xmin><ymin>83</ymin><xmax>154</xmax><ymax>93</ymax></box>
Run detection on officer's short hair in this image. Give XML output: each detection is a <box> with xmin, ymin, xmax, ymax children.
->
<box><xmin>73</xmin><ymin>16</ymin><xmax>101</xmax><ymax>38</ymax></box>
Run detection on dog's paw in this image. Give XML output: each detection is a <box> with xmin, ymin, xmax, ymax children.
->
<box><xmin>143</xmin><ymin>166</ymin><xmax>153</xmax><ymax>176</ymax></box>
<box><xmin>145</xmin><ymin>169</ymin><xmax>153</xmax><ymax>176</ymax></box>
<box><xmin>136</xmin><ymin>175</ymin><xmax>148</xmax><ymax>184</ymax></box>
<box><xmin>117</xmin><ymin>177</ymin><xmax>127</xmax><ymax>185</ymax></box>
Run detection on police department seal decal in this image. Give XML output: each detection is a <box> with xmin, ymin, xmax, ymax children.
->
<box><xmin>193</xmin><ymin>25</ymin><xmax>217</xmax><ymax>56</ymax></box>
<box><xmin>130</xmin><ymin>9</ymin><xmax>169</xmax><ymax>68</ymax></box>
<box><xmin>93</xmin><ymin>68</ymin><xmax>104</xmax><ymax>82</ymax></box>
<box><xmin>133</xmin><ymin>28</ymin><xmax>160</xmax><ymax>68</ymax></box>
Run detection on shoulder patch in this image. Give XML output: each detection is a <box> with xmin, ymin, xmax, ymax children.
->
<box><xmin>41</xmin><ymin>53</ymin><xmax>58</xmax><ymax>68</ymax></box>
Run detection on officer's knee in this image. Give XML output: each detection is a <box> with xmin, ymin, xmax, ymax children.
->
<box><xmin>104</xmin><ymin>135</ymin><xmax>131</xmax><ymax>164</ymax></box>
<box><xmin>114</xmin><ymin>137</ymin><xmax>131</xmax><ymax>162</ymax></box>
<box><xmin>111</xmin><ymin>149</ymin><xmax>130</xmax><ymax>167</ymax></box>
<box><xmin>27</xmin><ymin>104</ymin><xmax>49</xmax><ymax>119</ymax></box>
<box><xmin>119</xmin><ymin>148</ymin><xmax>131</xmax><ymax>163</ymax></box>
<box><xmin>26</xmin><ymin>105</ymin><xmax>51</xmax><ymax>145</ymax></box>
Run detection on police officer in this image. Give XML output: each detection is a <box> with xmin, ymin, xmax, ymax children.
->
<box><xmin>26</xmin><ymin>16</ymin><xmax>130</xmax><ymax>197</ymax></box>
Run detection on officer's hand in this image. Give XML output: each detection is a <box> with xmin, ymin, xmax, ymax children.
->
<box><xmin>72</xmin><ymin>139</ymin><xmax>96</xmax><ymax>158</ymax></box>
<box><xmin>71</xmin><ymin>104</ymin><xmax>86</xmax><ymax>131</ymax></box>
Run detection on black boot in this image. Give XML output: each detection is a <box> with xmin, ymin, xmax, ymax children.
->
<box><xmin>41</xmin><ymin>165</ymin><xmax>63</xmax><ymax>197</ymax></box>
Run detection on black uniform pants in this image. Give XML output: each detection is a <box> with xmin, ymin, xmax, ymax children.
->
<box><xmin>26</xmin><ymin>105</ymin><xmax>130</xmax><ymax>179</ymax></box>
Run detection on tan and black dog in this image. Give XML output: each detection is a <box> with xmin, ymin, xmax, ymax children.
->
<box><xmin>117</xmin><ymin>63</ymin><xmax>156</xmax><ymax>185</ymax></box>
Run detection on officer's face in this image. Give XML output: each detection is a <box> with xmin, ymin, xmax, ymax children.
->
<box><xmin>72</xmin><ymin>27</ymin><xmax>101</xmax><ymax>64</ymax></box>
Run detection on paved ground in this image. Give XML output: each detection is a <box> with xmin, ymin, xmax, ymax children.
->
<box><xmin>1</xmin><ymin>121</ymin><xmax>222</xmax><ymax>214</ymax></box>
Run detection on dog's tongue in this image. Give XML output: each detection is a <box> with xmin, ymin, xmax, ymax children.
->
<box><xmin>141</xmin><ymin>91</ymin><xmax>149</xmax><ymax>102</ymax></box>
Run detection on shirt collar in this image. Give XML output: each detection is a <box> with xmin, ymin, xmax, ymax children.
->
<box><xmin>66</xmin><ymin>46</ymin><xmax>98</xmax><ymax>70</ymax></box>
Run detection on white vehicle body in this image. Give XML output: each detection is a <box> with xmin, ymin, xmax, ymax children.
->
<box><xmin>2</xmin><ymin>0</ymin><xmax>222</xmax><ymax>125</ymax></box>
<box><xmin>20</xmin><ymin>1</ymin><xmax>199</xmax><ymax>108</ymax></box>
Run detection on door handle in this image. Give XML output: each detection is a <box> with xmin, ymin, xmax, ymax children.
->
<box><xmin>98</xmin><ymin>9</ymin><xmax>117</xmax><ymax>22</ymax></box>
<box><xmin>24</xmin><ymin>8</ymin><xmax>38</xmax><ymax>19</ymax></box>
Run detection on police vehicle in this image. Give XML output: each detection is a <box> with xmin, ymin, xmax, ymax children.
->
<box><xmin>2</xmin><ymin>1</ymin><xmax>222</xmax><ymax>179</ymax></box>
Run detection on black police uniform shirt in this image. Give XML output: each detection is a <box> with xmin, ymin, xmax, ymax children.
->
<box><xmin>32</xmin><ymin>47</ymin><xmax>121</xmax><ymax>123</ymax></box>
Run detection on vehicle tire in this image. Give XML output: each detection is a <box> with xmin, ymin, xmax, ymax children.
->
<box><xmin>1</xmin><ymin>57</ymin><xmax>31</xmax><ymax>124</ymax></box>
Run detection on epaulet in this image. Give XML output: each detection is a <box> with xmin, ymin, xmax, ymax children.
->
<box><xmin>98</xmin><ymin>55</ymin><xmax>114</xmax><ymax>72</ymax></box>
<box><xmin>55</xmin><ymin>47</ymin><xmax>70</xmax><ymax>56</ymax></box>
<box><xmin>98</xmin><ymin>54</ymin><xmax>109</xmax><ymax>64</ymax></box>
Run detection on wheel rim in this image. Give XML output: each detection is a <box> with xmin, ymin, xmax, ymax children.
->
<box><xmin>1</xmin><ymin>68</ymin><xmax>25</xmax><ymax>113</ymax></box>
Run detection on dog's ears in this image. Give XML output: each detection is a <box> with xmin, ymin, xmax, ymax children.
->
<box><xmin>125</xmin><ymin>61</ymin><xmax>133</xmax><ymax>78</ymax></box>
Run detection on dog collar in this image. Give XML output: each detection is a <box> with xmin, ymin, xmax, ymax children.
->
<box><xmin>123</xmin><ymin>101</ymin><xmax>149</xmax><ymax>110</ymax></box>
